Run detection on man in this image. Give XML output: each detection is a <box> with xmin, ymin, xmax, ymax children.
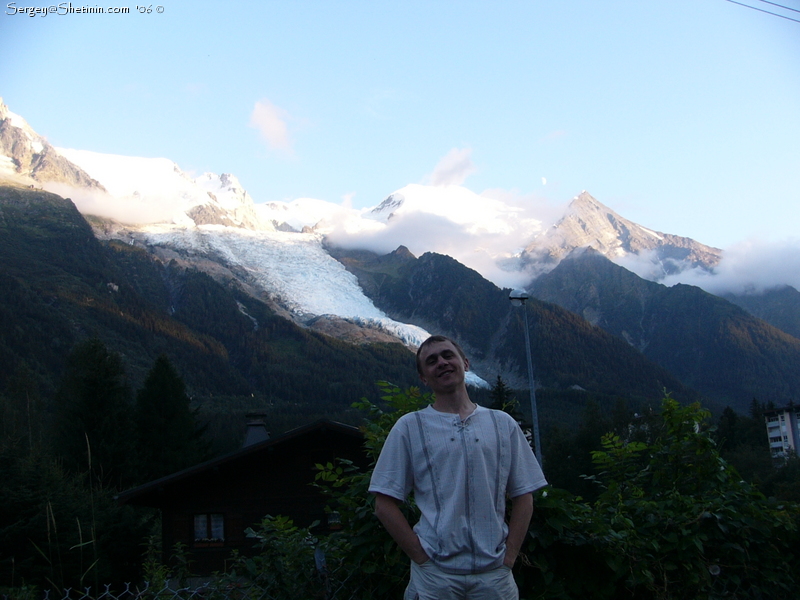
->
<box><xmin>369</xmin><ymin>335</ymin><xmax>547</xmax><ymax>600</ymax></box>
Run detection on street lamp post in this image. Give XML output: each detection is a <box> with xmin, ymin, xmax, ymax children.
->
<box><xmin>509</xmin><ymin>289</ymin><xmax>542</xmax><ymax>465</ymax></box>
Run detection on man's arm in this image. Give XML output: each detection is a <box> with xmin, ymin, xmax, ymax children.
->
<box><xmin>504</xmin><ymin>492</ymin><xmax>534</xmax><ymax>568</ymax></box>
<box><xmin>373</xmin><ymin>492</ymin><xmax>430</xmax><ymax>564</ymax></box>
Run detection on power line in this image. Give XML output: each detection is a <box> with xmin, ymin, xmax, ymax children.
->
<box><xmin>756</xmin><ymin>0</ymin><xmax>800</xmax><ymax>14</ymax></box>
<box><xmin>725</xmin><ymin>0</ymin><xmax>800</xmax><ymax>23</ymax></box>
<box><xmin>723</xmin><ymin>0</ymin><xmax>800</xmax><ymax>23</ymax></box>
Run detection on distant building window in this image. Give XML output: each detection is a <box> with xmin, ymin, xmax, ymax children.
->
<box><xmin>194</xmin><ymin>514</ymin><xmax>225</xmax><ymax>543</ymax></box>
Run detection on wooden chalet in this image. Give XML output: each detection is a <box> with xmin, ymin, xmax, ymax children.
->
<box><xmin>116</xmin><ymin>418</ymin><xmax>367</xmax><ymax>575</ymax></box>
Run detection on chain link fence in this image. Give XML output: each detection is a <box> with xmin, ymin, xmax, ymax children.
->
<box><xmin>4</xmin><ymin>570</ymin><xmax>404</xmax><ymax>600</ymax></box>
<box><xmin>6</xmin><ymin>580</ymin><xmax>336</xmax><ymax>600</ymax></box>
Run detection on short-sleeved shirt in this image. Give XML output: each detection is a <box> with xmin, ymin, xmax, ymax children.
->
<box><xmin>369</xmin><ymin>404</ymin><xmax>547</xmax><ymax>574</ymax></box>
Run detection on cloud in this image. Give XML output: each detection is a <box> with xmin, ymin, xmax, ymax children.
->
<box><xmin>661</xmin><ymin>237</ymin><xmax>800</xmax><ymax>295</ymax></box>
<box><xmin>425</xmin><ymin>148</ymin><xmax>477</xmax><ymax>186</ymax></box>
<box><xmin>480</xmin><ymin>187</ymin><xmax>566</xmax><ymax>232</ymax></box>
<box><xmin>42</xmin><ymin>182</ymin><xmax>184</xmax><ymax>224</ymax></box>
<box><xmin>249</xmin><ymin>99</ymin><xmax>293</xmax><ymax>154</ymax></box>
<box><xmin>608</xmin><ymin>236</ymin><xmax>800</xmax><ymax>298</ymax></box>
<box><xmin>324</xmin><ymin>192</ymin><xmax>548</xmax><ymax>289</ymax></box>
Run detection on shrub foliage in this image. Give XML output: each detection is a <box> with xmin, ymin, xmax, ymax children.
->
<box><xmin>230</xmin><ymin>386</ymin><xmax>800</xmax><ymax>600</ymax></box>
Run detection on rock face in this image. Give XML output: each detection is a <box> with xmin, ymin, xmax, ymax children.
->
<box><xmin>526</xmin><ymin>249</ymin><xmax>800</xmax><ymax>410</ymax></box>
<box><xmin>522</xmin><ymin>192</ymin><xmax>722</xmax><ymax>278</ymax></box>
<box><xmin>0</xmin><ymin>98</ymin><xmax>105</xmax><ymax>191</ymax></box>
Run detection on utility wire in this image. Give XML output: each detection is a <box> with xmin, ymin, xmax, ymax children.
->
<box><xmin>756</xmin><ymin>0</ymin><xmax>800</xmax><ymax>14</ymax></box>
<box><xmin>724</xmin><ymin>0</ymin><xmax>800</xmax><ymax>23</ymax></box>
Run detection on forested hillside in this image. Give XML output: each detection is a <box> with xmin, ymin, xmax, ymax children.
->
<box><xmin>528</xmin><ymin>250</ymin><xmax>800</xmax><ymax>413</ymax></box>
<box><xmin>0</xmin><ymin>184</ymin><xmax>421</xmax><ymax>449</ymax></box>
<box><xmin>329</xmin><ymin>245</ymin><xmax>702</xmax><ymax>409</ymax></box>
<box><xmin>725</xmin><ymin>284</ymin><xmax>800</xmax><ymax>340</ymax></box>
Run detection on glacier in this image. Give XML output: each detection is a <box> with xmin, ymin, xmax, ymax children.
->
<box><xmin>57</xmin><ymin>147</ymin><xmax>445</xmax><ymax>352</ymax></box>
<box><xmin>142</xmin><ymin>225</ymin><xmax>391</xmax><ymax>319</ymax></box>
<box><xmin>136</xmin><ymin>224</ymin><xmax>487</xmax><ymax>387</ymax></box>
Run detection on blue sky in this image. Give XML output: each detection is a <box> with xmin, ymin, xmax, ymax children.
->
<box><xmin>2</xmin><ymin>0</ymin><xmax>799</xmax><ymax>250</ymax></box>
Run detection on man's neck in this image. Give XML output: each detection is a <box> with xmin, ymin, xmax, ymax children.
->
<box><xmin>431</xmin><ymin>387</ymin><xmax>476</xmax><ymax>420</ymax></box>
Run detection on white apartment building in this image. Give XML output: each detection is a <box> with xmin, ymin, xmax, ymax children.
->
<box><xmin>764</xmin><ymin>406</ymin><xmax>799</xmax><ymax>459</ymax></box>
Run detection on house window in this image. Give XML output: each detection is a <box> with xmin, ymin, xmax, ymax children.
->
<box><xmin>194</xmin><ymin>513</ymin><xmax>225</xmax><ymax>544</ymax></box>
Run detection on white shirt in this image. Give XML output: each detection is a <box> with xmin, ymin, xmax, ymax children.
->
<box><xmin>369</xmin><ymin>404</ymin><xmax>548</xmax><ymax>574</ymax></box>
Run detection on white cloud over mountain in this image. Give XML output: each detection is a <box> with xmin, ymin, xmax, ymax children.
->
<box><xmin>663</xmin><ymin>237</ymin><xmax>800</xmax><ymax>295</ymax></box>
<box><xmin>425</xmin><ymin>147</ymin><xmax>477</xmax><ymax>186</ymax></box>
<box><xmin>43</xmin><ymin>182</ymin><xmax>177</xmax><ymax>225</ymax></box>
<box><xmin>249</xmin><ymin>99</ymin><xmax>293</xmax><ymax>154</ymax></box>
<box><xmin>324</xmin><ymin>184</ymin><xmax>545</xmax><ymax>288</ymax></box>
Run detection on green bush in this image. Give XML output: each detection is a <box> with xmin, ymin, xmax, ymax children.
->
<box><xmin>522</xmin><ymin>399</ymin><xmax>800</xmax><ymax>599</ymax></box>
<box><xmin>215</xmin><ymin>387</ymin><xmax>800</xmax><ymax>600</ymax></box>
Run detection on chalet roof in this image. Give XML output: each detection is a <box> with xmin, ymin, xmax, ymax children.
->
<box><xmin>115</xmin><ymin>418</ymin><xmax>363</xmax><ymax>506</ymax></box>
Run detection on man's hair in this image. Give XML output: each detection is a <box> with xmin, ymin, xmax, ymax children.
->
<box><xmin>415</xmin><ymin>335</ymin><xmax>468</xmax><ymax>375</ymax></box>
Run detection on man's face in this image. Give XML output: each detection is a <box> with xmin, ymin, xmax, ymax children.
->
<box><xmin>418</xmin><ymin>340</ymin><xmax>470</xmax><ymax>393</ymax></box>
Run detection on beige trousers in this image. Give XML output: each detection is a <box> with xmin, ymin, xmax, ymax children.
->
<box><xmin>404</xmin><ymin>560</ymin><xmax>519</xmax><ymax>600</ymax></box>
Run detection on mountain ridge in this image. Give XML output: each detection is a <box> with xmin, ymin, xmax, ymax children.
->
<box><xmin>0</xmin><ymin>97</ymin><xmax>734</xmax><ymax>292</ymax></box>
<box><xmin>528</xmin><ymin>249</ymin><xmax>800</xmax><ymax>410</ymax></box>
<box><xmin>2</xmin><ymin>97</ymin><xmax>799</xmax><ymax>417</ymax></box>
<box><xmin>521</xmin><ymin>191</ymin><xmax>722</xmax><ymax>280</ymax></box>
<box><xmin>0</xmin><ymin>99</ymin><xmax>105</xmax><ymax>191</ymax></box>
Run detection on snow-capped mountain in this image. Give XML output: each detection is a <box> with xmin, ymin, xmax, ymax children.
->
<box><xmin>1</xmin><ymin>95</ymin><xmax>721</xmax><ymax>288</ymax></box>
<box><xmin>4</xmin><ymin>97</ymin><xmax>789</xmax><ymax>367</ymax></box>
<box><xmin>366</xmin><ymin>184</ymin><xmax>541</xmax><ymax>236</ymax></box>
<box><xmin>56</xmin><ymin>148</ymin><xmax>271</xmax><ymax>230</ymax></box>
<box><xmin>521</xmin><ymin>191</ymin><xmax>722</xmax><ymax>280</ymax></box>
<box><xmin>0</xmin><ymin>98</ymin><xmax>104</xmax><ymax>191</ymax></box>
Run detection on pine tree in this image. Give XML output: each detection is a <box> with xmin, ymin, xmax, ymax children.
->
<box><xmin>715</xmin><ymin>406</ymin><xmax>740</xmax><ymax>452</ymax></box>
<box><xmin>488</xmin><ymin>375</ymin><xmax>523</xmax><ymax>423</ymax></box>
<box><xmin>53</xmin><ymin>339</ymin><xmax>135</xmax><ymax>489</ymax></box>
<box><xmin>1</xmin><ymin>361</ymin><xmax>44</xmax><ymax>453</ymax></box>
<box><xmin>134</xmin><ymin>355</ymin><xmax>208</xmax><ymax>483</ymax></box>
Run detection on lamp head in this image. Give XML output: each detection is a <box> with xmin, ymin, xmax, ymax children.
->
<box><xmin>509</xmin><ymin>289</ymin><xmax>529</xmax><ymax>307</ymax></box>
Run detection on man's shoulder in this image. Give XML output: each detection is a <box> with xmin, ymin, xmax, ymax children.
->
<box><xmin>391</xmin><ymin>405</ymin><xmax>435</xmax><ymax>427</ymax></box>
<box><xmin>476</xmin><ymin>405</ymin><xmax>520</xmax><ymax>425</ymax></box>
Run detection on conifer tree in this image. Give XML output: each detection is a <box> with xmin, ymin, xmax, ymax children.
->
<box><xmin>134</xmin><ymin>355</ymin><xmax>208</xmax><ymax>483</ymax></box>
<box><xmin>53</xmin><ymin>339</ymin><xmax>135</xmax><ymax>489</ymax></box>
<box><xmin>716</xmin><ymin>406</ymin><xmax>740</xmax><ymax>452</ymax></box>
<box><xmin>488</xmin><ymin>375</ymin><xmax>523</xmax><ymax>423</ymax></box>
<box><xmin>1</xmin><ymin>361</ymin><xmax>44</xmax><ymax>453</ymax></box>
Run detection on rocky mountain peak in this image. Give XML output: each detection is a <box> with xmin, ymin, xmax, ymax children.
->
<box><xmin>521</xmin><ymin>191</ymin><xmax>722</xmax><ymax>280</ymax></box>
<box><xmin>219</xmin><ymin>173</ymin><xmax>242</xmax><ymax>191</ymax></box>
<box><xmin>569</xmin><ymin>190</ymin><xmax>604</xmax><ymax>210</ymax></box>
<box><xmin>0</xmin><ymin>98</ymin><xmax>105</xmax><ymax>191</ymax></box>
<box><xmin>368</xmin><ymin>192</ymin><xmax>405</xmax><ymax>220</ymax></box>
<box><xmin>391</xmin><ymin>245</ymin><xmax>416</xmax><ymax>260</ymax></box>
